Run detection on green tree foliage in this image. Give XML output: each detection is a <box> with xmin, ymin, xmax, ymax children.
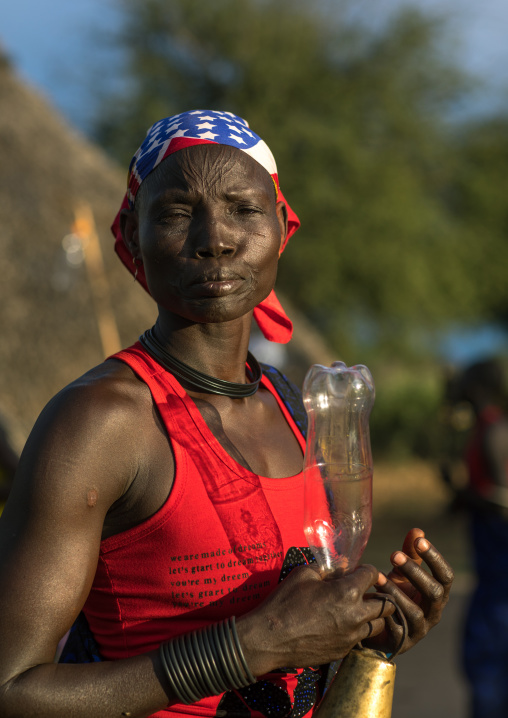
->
<box><xmin>451</xmin><ymin>117</ymin><xmax>508</xmax><ymax>327</ymax></box>
<box><xmin>94</xmin><ymin>0</ymin><xmax>494</xmax><ymax>359</ymax></box>
<box><xmin>92</xmin><ymin>0</ymin><xmax>508</xmax><ymax>458</ymax></box>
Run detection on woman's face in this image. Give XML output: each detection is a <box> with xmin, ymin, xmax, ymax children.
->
<box><xmin>125</xmin><ymin>144</ymin><xmax>287</xmax><ymax>326</ymax></box>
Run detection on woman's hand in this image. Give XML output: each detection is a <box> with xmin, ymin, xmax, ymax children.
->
<box><xmin>364</xmin><ymin>528</ymin><xmax>454</xmax><ymax>655</ymax></box>
<box><xmin>237</xmin><ymin>562</ymin><xmax>394</xmax><ymax>677</ymax></box>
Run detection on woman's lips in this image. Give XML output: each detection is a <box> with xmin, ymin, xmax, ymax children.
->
<box><xmin>195</xmin><ymin>279</ymin><xmax>243</xmax><ymax>296</ymax></box>
<box><xmin>190</xmin><ymin>273</ymin><xmax>245</xmax><ymax>297</ymax></box>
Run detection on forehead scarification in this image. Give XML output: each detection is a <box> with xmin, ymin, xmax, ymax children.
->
<box><xmin>136</xmin><ymin>144</ymin><xmax>275</xmax><ymax>211</ymax></box>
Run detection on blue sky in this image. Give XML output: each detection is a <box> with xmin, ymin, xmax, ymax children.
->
<box><xmin>2</xmin><ymin>0</ymin><xmax>508</xmax><ymax>133</ymax></box>
<box><xmin>1</xmin><ymin>0</ymin><xmax>122</xmax><ymax>131</ymax></box>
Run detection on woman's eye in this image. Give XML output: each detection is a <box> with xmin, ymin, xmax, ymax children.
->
<box><xmin>237</xmin><ymin>205</ymin><xmax>262</xmax><ymax>215</ymax></box>
<box><xmin>157</xmin><ymin>209</ymin><xmax>190</xmax><ymax>222</ymax></box>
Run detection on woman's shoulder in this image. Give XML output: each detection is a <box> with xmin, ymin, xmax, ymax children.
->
<box><xmin>51</xmin><ymin>356</ymin><xmax>148</xmax><ymax>413</ymax></box>
<box><xmin>24</xmin><ymin>357</ymin><xmax>154</xmax><ymax>470</ymax></box>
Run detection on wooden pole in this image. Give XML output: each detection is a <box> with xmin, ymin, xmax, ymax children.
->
<box><xmin>72</xmin><ymin>203</ymin><xmax>122</xmax><ymax>358</ymax></box>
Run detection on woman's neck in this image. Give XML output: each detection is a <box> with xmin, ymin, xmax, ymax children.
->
<box><xmin>153</xmin><ymin>312</ymin><xmax>254</xmax><ymax>384</ymax></box>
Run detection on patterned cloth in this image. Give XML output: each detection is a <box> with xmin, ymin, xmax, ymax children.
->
<box><xmin>111</xmin><ymin>110</ymin><xmax>300</xmax><ymax>344</ymax></box>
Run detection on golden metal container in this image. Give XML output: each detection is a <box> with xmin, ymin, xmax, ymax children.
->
<box><xmin>313</xmin><ymin>648</ymin><xmax>396</xmax><ymax>718</ymax></box>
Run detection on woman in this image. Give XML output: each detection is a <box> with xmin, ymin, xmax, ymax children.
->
<box><xmin>0</xmin><ymin>110</ymin><xmax>453</xmax><ymax>718</ymax></box>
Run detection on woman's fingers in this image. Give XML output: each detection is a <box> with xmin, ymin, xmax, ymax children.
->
<box><xmin>242</xmin><ymin>562</ymin><xmax>396</xmax><ymax>671</ymax></box>
<box><xmin>373</xmin><ymin>539</ymin><xmax>454</xmax><ymax>652</ymax></box>
<box><xmin>391</xmin><ymin>540</ymin><xmax>454</xmax><ymax>614</ymax></box>
<box><xmin>361</xmin><ymin>617</ymin><xmax>387</xmax><ymax>641</ymax></box>
<box><xmin>343</xmin><ymin>563</ymin><xmax>381</xmax><ymax>591</ymax></box>
<box><xmin>364</xmin><ymin>591</ymin><xmax>396</xmax><ymax>619</ymax></box>
<box><xmin>377</xmin><ymin>575</ymin><xmax>425</xmax><ymax>629</ymax></box>
<box><xmin>402</xmin><ymin>528</ymin><xmax>426</xmax><ymax>561</ymax></box>
<box><xmin>415</xmin><ymin>537</ymin><xmax>455</xmax><ymax>594</ymax></box>
<box><xmin>389</xmin><ymin>527</ymin><xmax>425</xmax><ymax>586</ymax></box>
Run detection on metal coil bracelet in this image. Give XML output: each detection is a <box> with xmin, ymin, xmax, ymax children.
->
<box><xmin>159</xmin><ymin>617</ymin><xmax>257</xmax><ymax>704</ymax></box>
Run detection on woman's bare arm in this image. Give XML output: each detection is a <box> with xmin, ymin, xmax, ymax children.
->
<box><xmin>0</xmin><ymin>370</ymin><xmax>175</xmax><ymax>718</ymax></box>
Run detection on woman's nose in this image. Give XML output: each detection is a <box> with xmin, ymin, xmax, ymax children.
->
<box><xmin>192</xmin><ymin>214</ymin><xmax>236</xmax><ymax>259</ymax></box>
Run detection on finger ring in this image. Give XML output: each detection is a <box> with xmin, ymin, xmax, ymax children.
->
<box><xmin>366</xmin><ymin>621</ymin><xmax>373</xmax><ymax>638</ymax></box>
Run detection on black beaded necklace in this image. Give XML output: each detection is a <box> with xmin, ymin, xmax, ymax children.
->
<box><xmin>139</xmin><ymin>328</ymin><xmax>262</xmax><ymax>398</ymax></box>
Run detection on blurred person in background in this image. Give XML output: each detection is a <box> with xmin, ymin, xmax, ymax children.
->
<box><xmin>443</xmin><ymin>359</ymin><xmax>508</xmax><ymax>718</ymax></box>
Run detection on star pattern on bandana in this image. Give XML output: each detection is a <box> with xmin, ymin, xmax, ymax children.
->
<box><xmin>127</xmin><ymin>110</ymin><xmax>277</xmax><ymax>207</ymax></box>
<box><xmin>198</xmin><ymin>131</ymin><xmax>219</xmax><ymax>140</ymax></box>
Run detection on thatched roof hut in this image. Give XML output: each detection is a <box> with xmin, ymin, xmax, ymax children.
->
<box><xmin>0</xmin><ymin>55</ymin><xmax>332</xmax><ymax>449</ymax></box>
<box><xmin>0</xmin><ymin>55</ymin><xmax>156</xmax><ymax>446</ymax></box>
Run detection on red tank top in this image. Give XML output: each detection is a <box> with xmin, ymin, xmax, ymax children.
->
<box><xmin>83</xmin><ymin>343</ymin><xmax>320</xmax><ymax>718</ymax></box>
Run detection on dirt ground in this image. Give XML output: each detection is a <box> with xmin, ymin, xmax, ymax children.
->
<box><xmin>364</xmin><ymin>459</ymin><xmax>472</xmax><ymax>573</ymax></box>
<box><xmin>391</xmin><ymin>583</ymin><xmax>472</xmax><ymax>717</ymax></box>
<box><xmin>362</xmin><ymin>459</ymin><xmax>473</xmax><ymax>718</ymax></box>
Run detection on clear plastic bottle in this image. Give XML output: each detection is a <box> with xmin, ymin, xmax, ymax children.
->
<box><xmin>303</xmin><ymin>362</ymin><xmax>375</xmax><ymax>577</ymax></box>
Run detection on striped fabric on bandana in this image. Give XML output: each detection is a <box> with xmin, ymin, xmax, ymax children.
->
<box><xmin>111</xmin><ymin>110</ymin><xmax>300</xmax><ymax>343</ymax></box>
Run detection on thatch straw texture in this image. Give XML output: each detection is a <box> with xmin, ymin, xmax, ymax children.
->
<box><xmin>0</xmin><ymin>57</ymin><xmax>155</xmax><ymax>446</ymax></box>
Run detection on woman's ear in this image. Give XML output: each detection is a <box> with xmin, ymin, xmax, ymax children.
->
<box><xmin>276</xmin><ymin>200</ymin><xmax>288</xmax><ymax>253</ymax></box>
<box><xmin>119</xmin><ymin>208</ymin><xmax>141</xmax><ymax>260</ymax></box>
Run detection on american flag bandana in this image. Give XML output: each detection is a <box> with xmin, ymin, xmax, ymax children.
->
<box><xmin>111</xmin><ymin>110</ymin><xmax>300</xmax><ymax>343</ymax></box>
